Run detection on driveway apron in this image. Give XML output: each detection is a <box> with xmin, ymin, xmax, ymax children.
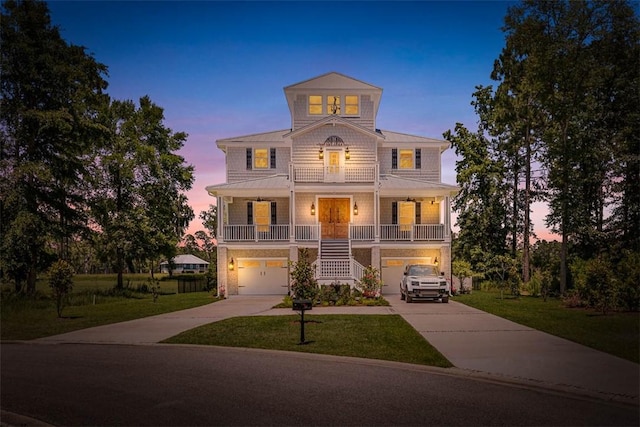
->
<box><xmin>392</xmin><ymin>299</ymin><xmax>639</xmax><ymax>401</ymax></box>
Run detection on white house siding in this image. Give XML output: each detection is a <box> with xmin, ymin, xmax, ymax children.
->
<box><xmin>291</xmin><ymin>126</ymin><xmax>377</xmax><ymax>164</ymax></box>
<box><xmin>378</xmin><ymin>147</ymin><xmax>440</xmax><ymax>181</ymax></box>
<box><xmin>226</xmin><ymin>146</ymin><xmax>291</xmax><ymax>183</ymax></box>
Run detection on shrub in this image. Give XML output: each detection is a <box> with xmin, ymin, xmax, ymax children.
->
<box><xmin>571</xmin><ymin>255</ymin><xmax>619</xmax><ymax>315</ymax></box>
<box><xmin>48</xmin><ymin>260</ymin><xmax>74</xmax><ymax>318</ymax></box>
<box><xmin>289</xmin><ymin>248</ymin><xmax>318</xmax><ymax>300</ymax></box>
<box><xmin>615</xmin><ymin>250</ymin><xmax>640</xmax><ymax>312</ymax></box>
<box><xmin>357</xmin><ymin>265</ymin><xmax>383</xmax><ymax>298</ymax></box>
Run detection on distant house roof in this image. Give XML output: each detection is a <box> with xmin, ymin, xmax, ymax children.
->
<box><xmin>160</xmin><ymin>254</ymin><xmax>209</xmax><ymax>266</ymax></box>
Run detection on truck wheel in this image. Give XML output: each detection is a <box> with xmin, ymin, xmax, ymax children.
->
<box><xmin>400</xmin><ymin>292</ymin><xmax>405</xmax><ymax>301</ymax></box>
<box><xmin>442</xmin><ymin>297</ymin><xmax>449</xmax><ymax>303</ymax></box>
<box><xmin>406</xmin><ymin>295</ymin><xmax>412</xmax><ymax>303</ymax></box>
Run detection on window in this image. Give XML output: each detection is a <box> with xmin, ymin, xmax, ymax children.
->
<box><xmin>248</xmin><ymin>201</ymin><xmax>276</xmax><ymax>233</ymax></box>
<box><xmin>345</xmin><ymin>95</ymin><xmax>359</xmax><ymax>115</ymax></box>
<box><xmin>392</xmin><ymin>149</ymin><xmax>418</xmax><ymax>169</ymax></box>
<box><xmin>247</xmin><ymin>148</ymin><xmax>276</xmax><ymax>169</ymax></box>
<box><xmin>327</xmin><ymin>96</ymin><xmax>340</xmax><ymax>114</ymax></box>
<box><xmin>254</xmin><ymin>148</ymin><xmax>268</xmax><ymax>169</ymax></box>
<box><xmin>399</xmin><ymin>149</ymin><xmax>414</xmax><ymax>169</ymax></box>
<box><xmin>309</xmin><ymin>95</ymin><xmax>322</xmax><ymax>115</ymax></box>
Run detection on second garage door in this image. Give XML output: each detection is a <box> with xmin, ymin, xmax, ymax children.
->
<box><xmin>238</xmin><ymin>258</ymin><xmax>289</xmax><ymax>295</ymax></box>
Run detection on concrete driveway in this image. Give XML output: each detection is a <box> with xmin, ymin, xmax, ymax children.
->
<box><xmin>36</xmin><ymin>295</ymin><xmax>639</xmax><ymax>405</ymax></box>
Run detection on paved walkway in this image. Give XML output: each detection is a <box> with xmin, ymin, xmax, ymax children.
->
<box><xmin>36</xmin><ymin>295</ymin><xmax>639</xmax><ymax>405</ymax></box>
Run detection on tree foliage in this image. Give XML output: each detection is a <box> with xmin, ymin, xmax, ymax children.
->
<box><xmin>447</xmin><ymin>0</ymin><xmax>639</xmax><ymax>304</ymax></box>
<box><xmin>1</xmin><ymin>0</ymin><xmax>108</xmax><ymax>292</ymax></box>
<box><xmin>0</xmin><ymin>1</ymin><xmax>195</xmax><ymax>291</ymax></box>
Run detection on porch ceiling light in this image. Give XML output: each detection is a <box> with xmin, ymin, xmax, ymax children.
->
<box><xmin>353</xmin><ymin>202</ymin><xmax>358</xmax><ymax>215</ymax></box>
<box><xmin>345</xmin><ymin>146</ymin><xmax>350</xmax><ymax>160</ymax></box>
<box><xmin>228</xmin><ymin>257</ymin><xmax>235</xmax><ymax>271</ymax></box>
<box><xmin>310</xmin><ymin>202</ymin><xmax>315</xmax><ymax>215</ymax></box>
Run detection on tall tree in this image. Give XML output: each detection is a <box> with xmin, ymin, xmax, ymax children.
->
<box><xmin>0</xmin><ymin>0</ymin><xmax>108</xmax><ymax>292</ymax></box>
<box><xmin>90</xmin><ymin>97</ymin><xmax>193</xmax><ymax>288</ymax></box>
<box><xmin>444</xmin><ymin>123</ymin><xmax>510</xmax><ymax>275</ymax></box>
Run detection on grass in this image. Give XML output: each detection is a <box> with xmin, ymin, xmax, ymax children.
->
<box><xmin>163</xmin><ymin>314</ymin><xmax>453</xmax><ymax>367</ymax></box>
<box><xmin>35</xmin><ymin>273</ymin><xmax>181</xmax><ymax>294</ymax></box>
<box><xmin>455</xmin><ymin>291</ymin><xmax>639</xmax><ymax>364</ymax></box>
<box><xmin>1</xmin><ymin>291</ymin><xmax>217</xmax><ymax>340</ymax></box>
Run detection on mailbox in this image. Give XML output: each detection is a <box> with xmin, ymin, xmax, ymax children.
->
<box><xmin>292</xmin><ymin>299</ymin><xmax>312</xmax><ymax>311</ymax></box>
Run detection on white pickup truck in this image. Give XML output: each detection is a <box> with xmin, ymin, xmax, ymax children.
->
<box><xmin>400</xmin><ymin>264</ymin><xmax>449</xmax><ymax>303</ymax></box>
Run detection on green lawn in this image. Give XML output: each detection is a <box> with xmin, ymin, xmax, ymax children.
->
<box><xmin>455</xmin><ymin>291</ymin><xmax>639</xmax><ymax>363</ymax></box>
<box><xmin>35</xmin><ymin>273</ymin><xmax>181</xmax><ymax>294</ymax></box>
<box><xmin>163</xmin><ymin>314</ymin><xmax>453</xmax><ymax>367</ymax></box>
<box><xmin>1</xmin><ymin>292</ymin><xmax>216</xmax><ymax>340</ymax></box>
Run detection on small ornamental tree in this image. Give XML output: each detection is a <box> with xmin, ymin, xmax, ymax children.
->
<box><xmin>289</xmin><ymin>248</ymin><xmax>318</xmax><ymax>300</ymax></box>
<box><xmin>48</xmin><ymin>260</ymin><xmax>74</xmax><ymax>318</ymax></box>
<box><xmin>358</xmin><ymin>265</ymin><xmax>383</xmax><ymax>298</ymax></box>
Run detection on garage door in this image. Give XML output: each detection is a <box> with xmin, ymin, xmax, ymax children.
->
<box><xmin>238</xmin><ymin>258</ymin><xmax>289</xmax><ymax>295</ymax></box>
<box><xmin>381</xmin><ymin>258</ymin><xmax>430</xmax><ymax>295</ymax></box>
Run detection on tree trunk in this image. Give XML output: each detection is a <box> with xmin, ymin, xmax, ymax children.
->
<box><xmin>523</xmin><ymin>129</ymin><xmax>531</xmax><ymax>283</ymax></box>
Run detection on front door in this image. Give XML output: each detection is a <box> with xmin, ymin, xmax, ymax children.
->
<box><xmin>319</xmin><ymin>198</ymin><xmax>350</xmax><ymax>239</ymax></box>
<box><xmin>324</xmin><ymin>150</ymin><xmax>345</xmax><ymax>182</ymax></box>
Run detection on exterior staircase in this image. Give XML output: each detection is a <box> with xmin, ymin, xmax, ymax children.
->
<box><xmin>316</xmin><ymin>239</ymin><xmax>364</xmax><ymax>285</ymax></box>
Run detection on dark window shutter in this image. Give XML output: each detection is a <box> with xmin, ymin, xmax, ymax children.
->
<box><xmin>270</xmin><ymin>148</ymin><xmax>276</xmax><ymax>169</ymax></box>
<box><xmin>415</xmin><ymin>149</ymin><xmax>421</xmax><ymax>169</ymax></box>
<box><xmin>246</xmin><ymin>148</ymin><xmax>252</xmax><ymax>170</ymax></box>
<box><xmin>271</xmin><ymin>202</ymin><xmax>277</xmax><ymax>224</ymax></box>
<box><xmin>415</xmin><ymin>202</ymin><xmax>421</xmax><ymax>224</ymax></box>
<box><xmin>392</xmin><ymin>149</ymin><xmax>397</xmax><ymax>169</ymax></box>
<box><xmin>392</xmin><ymin>201</ymin><xmax>397</xmax><ymax>224</ymax></box>
<box><xmin>247</xmin><ymin>201</ymin><xmax>253</xmax><ymax>224</ymax></box>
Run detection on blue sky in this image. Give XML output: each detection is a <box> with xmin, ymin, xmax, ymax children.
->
<box><xmin>47</xmin><ymin>0</ymin><xmax>554</xmax><ymax>237</ymax></box>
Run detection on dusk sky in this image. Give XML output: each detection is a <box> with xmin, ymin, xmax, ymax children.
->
<box><xmin>46</xmin><ymin>0</ymin><xmax>554</xmax><ymax>239</ymax></box>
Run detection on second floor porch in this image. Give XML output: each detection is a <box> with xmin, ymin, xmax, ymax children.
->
<box><xmin>220</xmin><ymin>223</ymin><xmax>447</xmax><ymax>243</ymax></box>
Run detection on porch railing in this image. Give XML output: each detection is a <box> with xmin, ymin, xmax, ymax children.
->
<box><xmin>223</xmin><ymin>224</ymin><xmax>289</xmax><ymax>242</ymax></box>
<box><xmin>314</xmin><ymin>258</ymin><xmax>366</xmax><ymax>282</ymax></box>
<box><xmin>293</xmin><ymin>165</ymin><xmax>376</xmax><ymax>183</ymax></box>
<box><xmin>222</xmin><ymin>223</ymin><xmax>445</xmax><ymax>242</ymax></box>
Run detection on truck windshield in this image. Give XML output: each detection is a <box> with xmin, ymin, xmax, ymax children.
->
<box><xmin>408</xmin><ymin>265</ymin><xmax>438</xmax><ymax>276</ymax></box>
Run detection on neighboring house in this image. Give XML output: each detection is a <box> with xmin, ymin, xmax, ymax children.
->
<box><xmin>206</xmin><ymin>72</ymin><xmax>458</xmax><ymax>297</ymax></box>
<box><xmin>160</xmin><ymin>254</ymin><xmax>209</xmax><ymax>274</ymax></box>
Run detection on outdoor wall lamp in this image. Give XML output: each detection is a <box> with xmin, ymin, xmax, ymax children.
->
<box><xmin>434</xmin><ymin>257</ymin><xmax>439</xmax><ymax>266</ymax></box>
<box><xmin>353</xmin><ymin>202</ymin><xmax>358</xmax><ymax>215</ymax></box>
<box><xmin>228</xmin><ymin>257</ymin><xmax>235</xmax><ymax>271</ymax></box>
<box><xmin>318</xmin><ymin>147</ymin><xmax>324</xmax><ymax>160</ymax></box>
<box><xmin>310</xmin><ymin>202</ymin><xmax>315</xmax><ymax>215</ymax></box>
<box><xmin>345</xmin><ymin>146</ymin><xmax>350</xmax><ymax>160</ymax></box>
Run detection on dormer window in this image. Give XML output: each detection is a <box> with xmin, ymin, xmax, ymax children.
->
<box><xmin>309</xmin><ymin>96</ymin><xmax>323</xmax><ymax>115</ymax></box>
<box><xmin>327</xmin><ymin>96</ymin><xmax>340</xmax><ymax>114</ymax></box>
<box><xmin>345</xmin><ymin>95</ymin><xmax>359</xmax><ymax>115</ymax></box>
<box><xmin>308</xmin><ymin>94</ymin><xmax>359</xmax><ymax>116</ymax></box>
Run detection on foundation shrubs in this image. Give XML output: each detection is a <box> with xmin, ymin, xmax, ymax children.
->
<box><xmin>357</xmin><ymin>265</ymin><xmax>384</xmax><ymax>299</ymax></box>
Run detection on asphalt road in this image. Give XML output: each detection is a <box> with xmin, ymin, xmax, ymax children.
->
<box><xmin>2</xmin><ymin>342</ymin><xmax>638</xmax><ymax>426</ymax></box>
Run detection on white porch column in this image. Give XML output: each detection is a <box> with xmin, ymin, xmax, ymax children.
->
<box><xmin>371</xmin><ymin>245</ymin><xmax>380</xmax><ymax>271</ymax></box>
<box><xmin>290</xmin><ymin>187</ymin><xmax>295</xmax><ymax>242</ymax></box>
<box><xmin>218</xmin><ymin>246</ymin><xmax>228</xmax><ymax>298</ymax></box>
<box><xmin>217</xmin><ymin>196</ymin><xmax>224</xmax><ymax>243</ymax></box>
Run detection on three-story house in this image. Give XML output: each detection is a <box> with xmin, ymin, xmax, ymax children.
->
<box><xmin>206</xmin><ymin>72</ymin><xmax>458</xmax><ymax>297</ymax></box>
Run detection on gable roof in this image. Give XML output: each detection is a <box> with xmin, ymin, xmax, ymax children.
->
<box><xmin>379</xmin><ymin>129</ymin><xmax>450</xmax><ymax>151</ymax></box>
<box><xmin>160</xmin><ymin>254</ymin><xmax>209</xmax><ymax>266</ymax></box>
<box><xmin>206</xmin><ymin>175</ymin><xmax>290</xmax><ymax>197</ymax></box>
<box><xmin>379</xmin><ymin>175</ymin><xmax>459</xmax><ymax>197</ymax></box>
<box><xmin>284</xmin><ymin>72</ymin><xmax>382</xmax><ymax>91</ymax></box>
<box><xmin>216</xmin><ymin>129</ymin><xmax>290</xmax><ymax>151</ymax></box>
<box><xmin>285</xmin><ymin>115</ymin><xmax>384</xmax><ymax>140</ymax></box>
<box><xmin>283</xmin><ymin>72</ymin><xmax>383</xmax><ymax>118</ymax></box>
